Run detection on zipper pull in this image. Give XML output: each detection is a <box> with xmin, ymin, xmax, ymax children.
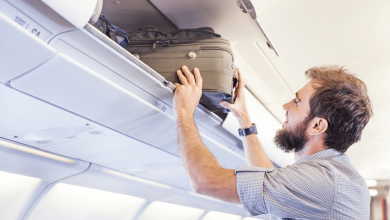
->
<box><xmin>153</xmin><ymin>41</ymin><xmax>159</xmax><ymax>51</ymax></box>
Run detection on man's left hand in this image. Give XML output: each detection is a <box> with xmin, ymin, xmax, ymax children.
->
<box><xmin>173</xmin><ymin>66</ymin><xmax>203</xmax><ymax>118</ymax></box>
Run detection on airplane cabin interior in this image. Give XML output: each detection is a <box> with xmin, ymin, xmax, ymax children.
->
<box><xmin>0</xmin><ymin>0</ymin><xmax>389</xmax><ymax>219</ymax></box>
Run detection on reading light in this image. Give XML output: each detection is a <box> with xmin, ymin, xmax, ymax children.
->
<box><xmin>369</xmin><ymin>189</ymin><xmax>378</xmax><ymax>196</ymax></box>
<box><xmin>0</xmin><ymin>139</ymin><xmax>76</xmax><ymax>164</ymax></box>
<box><xmin>365</xmin><ymin>180</ymin><xmax>377</xmax><ymax>187</ymax></box>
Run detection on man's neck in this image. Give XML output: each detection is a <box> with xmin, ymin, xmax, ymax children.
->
<box><xmin>294</xmin><ymin>144</ymin><xmax>328</xmax><ymax>161</ymax></box>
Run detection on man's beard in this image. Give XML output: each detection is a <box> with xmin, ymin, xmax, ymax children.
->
<box><xmin>273</xmin><ymin>118</ymin><xmax>309</xmax><ymax>153</ymax></box>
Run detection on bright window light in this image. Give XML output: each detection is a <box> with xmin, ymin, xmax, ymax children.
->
<box><xmin>202</xmin><ymin>211</ymin><xmax>242</xmax><ymax>220</ymax></box>
<box><xmin>369</xmin><ymin>189</ymin><xmax>378</xmax><ymax>197</ymax></box>
<box><xmin>0</xmin><ymin>171</ymin><xmax>44</xmax><ymax>220</ymax></box>
<box><xmin>28</xmin><ymin>183</ymin><xmax>146</xmax><ymax>220</ymax></box>
<box><xmin>137</xmin><ymin>201</ymin><xmax>205</xmax><ymax>220</ymax></box>
<box><xmin>365</xmin><ymin>180</ymin><xmax>377</xmax><ymax>187</ymax></box>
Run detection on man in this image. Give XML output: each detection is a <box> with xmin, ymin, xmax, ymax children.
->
<box><xmin>173</xmin><ymin>65</ymin><xmax>373</xmax><ymax>219</ymax></box>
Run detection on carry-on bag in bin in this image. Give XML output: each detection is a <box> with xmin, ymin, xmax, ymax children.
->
<box><xmin>125</xmin><ymin>26</ymin><xmax>237</xmax><ymax>119</ymax></box>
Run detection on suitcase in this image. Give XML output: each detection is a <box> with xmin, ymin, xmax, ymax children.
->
<box><xmin>124</xmin><ymin>26</ymin><xmax>237</xmax><ymax>119</ymax></box>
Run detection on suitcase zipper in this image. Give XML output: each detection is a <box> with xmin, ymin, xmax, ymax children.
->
<box><xmin>199</xmin><ymin>47</ymin><xmax>234</xmax><ymax>62</ymax></box>
<box><xmin>128</xmin><ymin>42</ymin><xmax>234</xmax><ymax>61</ymax></box>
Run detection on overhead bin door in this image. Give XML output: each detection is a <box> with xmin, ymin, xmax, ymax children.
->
<box><xmin>9</xmin><ymin>53</ymin><xmax>180</xmax><ymax>155</ymax></box>
<box><xmin>0</xmin><ymin>11</ymin><xmax>56</xmax><ymax>82</ymax></box>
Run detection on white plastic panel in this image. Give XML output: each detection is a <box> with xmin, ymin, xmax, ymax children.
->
<box><xmin>202</xmin><ymin>211</ymin><xmax>242</xmax><ymax>220</ymax></box>
<box><xmin>0</xmin><ymin>139</ymin><xmax>89</xmax><ymax>182</ymax></box>
<box><xmin>0</xmin><ymin>0</ymin><xmax>76</xmax><ymax>41</ymax></box>
<box><xmin>243</xmin><ymin>217</ymin><xmax>267</xmax><ymax>220</ymax></box>
<box><xmin>10</xmin><ymin>53</ymin><xmax>180</xmax><ymax>155</ymax></box>
<box><xmin>0</xmin><ymin>79</ymin><xmax>188</xmax><ymax>189</ymax></box>
<box><xmin>159</xmin><ymin>193</ymin><xmax>246</xmax><ymax>216</ymax></box>
<box><xmin>0</xmin><ymin>81</ymin><xmax>237</xmax><ymax>191</ymax></box>
<box><xmin>49</xmin><ymin>29</ymin><xmax>175</xmax><ymax>109</ymax></box>
<box><xmin>200</xmin><ymin>134</ymin><xmax>246</xmax><ymax>169</ymax></box>
<box><xmin>60</xmin><ymin>166</ymin><xmax>248</xmax><ymax>216</ymax></box>
<box><xmin>222</xmin><ymin>88</ymin><xmax>294</xmax><ymax>167</ymax></box>
<box><xmin>0</xmin><ymin>138</ymin><xmax>90</xmax><ymax>220</ymax></box>
<box><xmin>0</xmin><ymin>83</ymin><xmax>100</xmax><ymax>141</ymax></box>
<box><xmin>0</xmin><ymin>171</ymin><xmax>46</xmax><ymax>220</ymax></box>
<box><xmin>27</xmin><ymin>183</ymin><xmax>146</xmax><ymax>220</ymax></box>
<box><xmin>40</xmin><ymin>0</ymin><xmax>97</xmax><ymax>29</ymax></box>
<box><xmin>137</xmin><ymin>201</ymin><xmax>205</xmax><ymax>220</ymax></box>
<box><xmin>0</xmin><ymin>11</ymin><xmax>56</xmax><ymax>82</ymax></box>
<box><xmin>41</xmin><ymin>135</ymin><xmax>192</xmax><ymax>190</ymax></box>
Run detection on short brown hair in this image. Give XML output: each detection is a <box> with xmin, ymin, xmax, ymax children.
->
<box><xmin>305</xmin><ymin>66</ymin><xmax>373</xmax><ymax>153</ymax></box>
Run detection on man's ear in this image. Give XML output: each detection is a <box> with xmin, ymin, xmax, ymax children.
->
<box><xmin>308</xmin><ymin>117</ymin><xmax>328</xmax><ymax>136</ymax></box>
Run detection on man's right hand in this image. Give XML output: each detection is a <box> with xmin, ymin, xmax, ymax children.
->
<box><xmin>220</xmin><ymin>68</ymin><xmax>253</xmax><ymax>129</ymax></box>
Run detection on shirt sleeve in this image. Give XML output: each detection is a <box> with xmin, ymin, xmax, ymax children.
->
<box><xmin>235</xmin><ymin>162</ymin><xmax>336</xmax><ymax>218</ymax></box>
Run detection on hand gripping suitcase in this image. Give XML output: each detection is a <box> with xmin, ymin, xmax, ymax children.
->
<box><xmin>124</xmin><ymin>26</ymin><xmax>237</xmax><ymax>119</ymax></box>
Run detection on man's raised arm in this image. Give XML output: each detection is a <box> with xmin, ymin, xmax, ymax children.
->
<box><xmin>220</xmin><ymin>69</ymin><xmax>273</xmax><ymax>168</ymax></box>
<box><xmin>173</xmin><ymin>66</ymin><xmax>240</xmax><ymax>203</ymax></box>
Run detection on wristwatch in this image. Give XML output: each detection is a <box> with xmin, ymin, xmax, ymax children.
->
<box><xmin>238</xmin><ymin>123</ymin><xmax>258</xmax><ymax>137</ymax></box>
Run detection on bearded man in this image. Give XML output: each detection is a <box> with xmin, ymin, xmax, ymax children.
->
<box><xmin>173</xmin><ymin>65</ymin><xmax>373</xmax><ymax>219</ymax></box>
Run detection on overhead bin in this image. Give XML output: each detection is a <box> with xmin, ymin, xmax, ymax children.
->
<box><xmin>1</xmin><ymin>76</ymin><xmax>243</xmax><ymax>191</ymax></box>
<box><xmin>8</xmin><ymin>51</ymin><xmax>246</xmax><ymax>168</ymax></box>
<box><xmin>0</xmin><ymin>84</ymin><xmax>192</xmax><ymax>190</ymax></box>
<box><xmin>9</xmin><ymin>53</ymin><xmax>181</xmax><ymax>155</ymax></box>
<box><xmin>47</xmin><ymin>26</ymin><xmax>244</xmax><ymax>156</ymax></box>
<box><xmin>39</xmin><ymin>0</ymin><xmax>98</xmax><ymax>29</ymax></box>
<box><xmin>0</xmin><ymin>11</ymin><xmax>56</xmax><ymax>82</ymax></box>
<box><xmin>0</xmin><ymin>0</ymin><xmax>77</xmax><ymax>42</ymax></box>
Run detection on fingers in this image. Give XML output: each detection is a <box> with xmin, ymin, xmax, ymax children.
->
<box><xmin>177</xmin><ymin>70</ymin><xmax>188</xmax><ymax>85</ymax></box>
<box><xmin>193</xmin><ymin>68</ymin><xmax>203</xmax><ymax>88</ymax></box>
<box><xmin>236</xmin><ymin>68</ymin><xmax>245</xmax><ymax>95</ymax></box>
<box><xmin>220</xmin><ymin>101</ymin><xmax>235</xmax><ymax>112</ymax></box>
<box><xmin>181</xmin><ymin>66</ymin><xmax>195</xmax><ymax>85</ymax></box>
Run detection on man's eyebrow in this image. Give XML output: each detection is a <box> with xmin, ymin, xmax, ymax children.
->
<box><xmin>295</xmin><ymin>92</ymin><xmax>301</xmax><ymax>100</ymax></box>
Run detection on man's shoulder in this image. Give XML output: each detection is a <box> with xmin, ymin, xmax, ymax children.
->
<box><xmin>291</xmin><ymin>152</ymin><xmax>363</xmax><ymax>181</ymax></box>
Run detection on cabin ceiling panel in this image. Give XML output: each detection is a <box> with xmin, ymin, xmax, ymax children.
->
<box><xmin>256</xmin><ymin>0</ymin><xmax>390</xmax><ymax>92</ymax></box>
<box><xmin>344</xmin><ymin>55</ymin><xmax>390</xmax><ymax>180</ymax></box>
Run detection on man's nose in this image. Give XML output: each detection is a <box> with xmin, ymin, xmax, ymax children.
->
<box><xmin>283</xmin><ymin>100</ymin><xmax>292</xmax><ymax>111</ymax></box>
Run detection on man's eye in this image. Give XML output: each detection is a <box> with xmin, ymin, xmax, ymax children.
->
<box><xmin>293</xmin><ymin>99</ymin><xmax>300</xmax><ymax>104</ymax></box>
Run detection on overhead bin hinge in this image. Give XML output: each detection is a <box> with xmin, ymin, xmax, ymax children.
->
<box><xmin>157</xmin><ymin>80</ymin><xmax>171</xmax><ymax>89</ymax></box>
<box><xmin>236</xmin><ymin>0</ymin><xmax>279</xmax><ymax>56</ymax></box>
<box><xmin>162</xmin><ymin>80</ymin><xmax>170</xmax><ymax>87</ymax></box>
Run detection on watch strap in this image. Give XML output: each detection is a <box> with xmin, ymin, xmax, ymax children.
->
<box><xmin>238</xmin><ymin>123</ymin><xmax>258</xmax><ymax>137</ymax></box>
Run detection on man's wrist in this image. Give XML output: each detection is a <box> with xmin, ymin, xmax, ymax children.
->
<box><xmin>237</xmin><ymin>113</ymin><xmax>252</xmax><ymax>129</ymax></box>
<box><xmin>175</xmin><ymin>109</ymin><xmax>194</xmax><ymax>121</ymax></box>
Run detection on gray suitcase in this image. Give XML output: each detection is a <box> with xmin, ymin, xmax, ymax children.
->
<box><xmin>125</xmin><ymin>26</ymin><xmax>237</xmax><ymax>119</ymax></box>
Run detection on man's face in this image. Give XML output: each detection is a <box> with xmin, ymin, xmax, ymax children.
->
<box><xmin>274</xmin><ymin>80</ymin><xmax>316</xmax><ymax>153</ymax></box>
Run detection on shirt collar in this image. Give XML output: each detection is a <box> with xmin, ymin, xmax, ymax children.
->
<box><xmin>293</xmin><ymin>148</ymin><xmax>342</xmax><ymax>164</ymax></box>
